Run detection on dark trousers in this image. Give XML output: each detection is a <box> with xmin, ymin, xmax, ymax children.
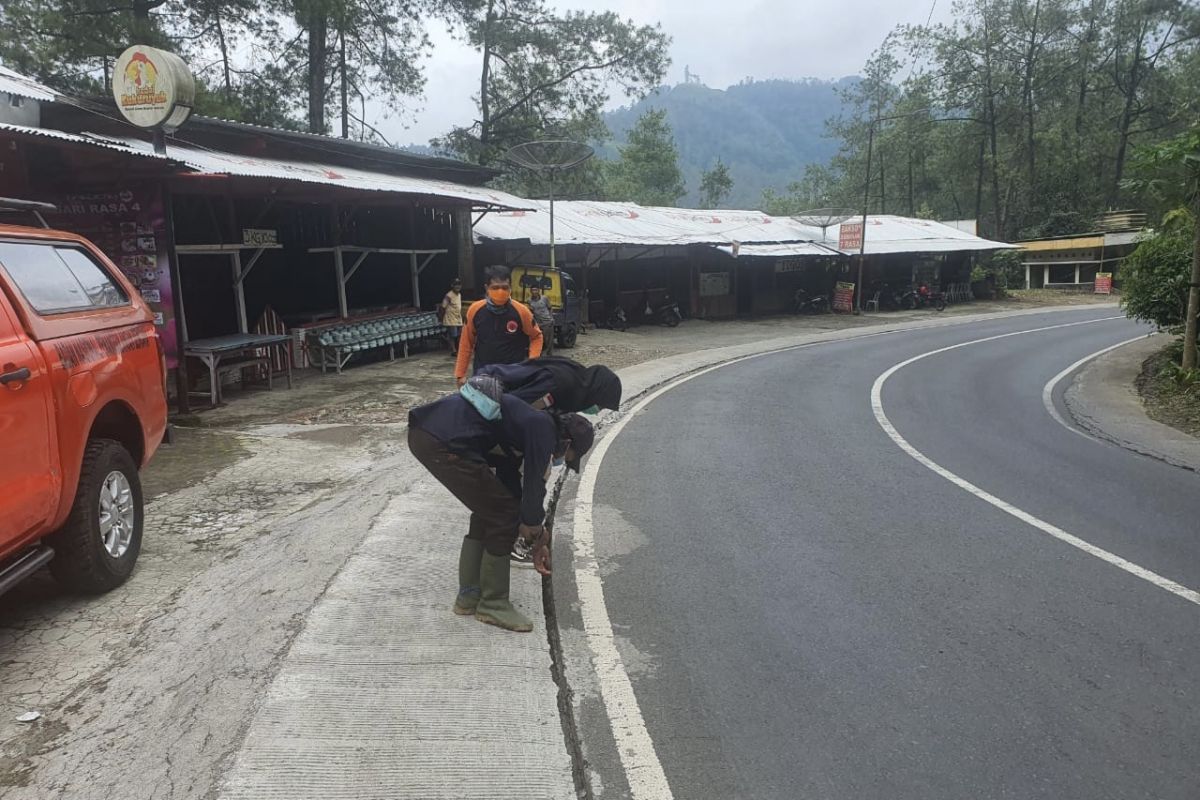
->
<box><xmin>538</xmin><ymin>323</ymin><xmax>554</xmax><ymax>357</ymax></box>
<box><xmin>408</xmin><ymin>428</ymin><xmax>520</xmax><ymax>556</ymax></box>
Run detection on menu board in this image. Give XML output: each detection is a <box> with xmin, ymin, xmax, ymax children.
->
<box><xmin>832</xmin><ymin>281</ymin><xmax>856</xmax><ymax>313</ymax></box>
<box><xmin>46</xmin><ymin>186</ymin><xmax>178</xmax><ymax>366</ymax></box>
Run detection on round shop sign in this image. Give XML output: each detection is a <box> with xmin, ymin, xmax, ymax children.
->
<box><xmin>112</xmin><ymin>45</ymin><xmax>195</xmax><ymax>131</ymax></box>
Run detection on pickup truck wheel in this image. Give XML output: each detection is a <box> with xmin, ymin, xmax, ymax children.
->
<box><xmin>47</xmin><ymin>439</ymin><xmax>143</xmax><ymax>593</ymax></box>
<box><xmin>558</xmin><ymin>323</ymin><xmax>578</xmax><ymax>348</ymax></box>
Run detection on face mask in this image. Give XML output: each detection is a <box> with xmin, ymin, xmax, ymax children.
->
<box><xmin>581</xmin><ymin>405</ymin><xmax>599</xmax><ymax>415</ymax></box>
<box><xmin>552</xmin><ymin>456</ymin><xmax>565</xmax><ymax>468</ymax></box>
<box><xmin>487</xmin><ymin>287</ymin><xmax>511</xmax><ymax>305</ymax></box>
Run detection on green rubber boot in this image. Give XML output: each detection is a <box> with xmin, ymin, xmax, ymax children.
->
<box><xmin>475</xmin><ymin>551</ymin><xmax>533</xmax><ymax>632</ymax></box>
<box><xmin>454</xmin><ymin>537</ymin><xmax>485</xmax><ymax>615</ymax></box>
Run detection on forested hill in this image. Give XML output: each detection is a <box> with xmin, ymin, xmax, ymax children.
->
<box><xmin>602</xmin><ymin>78</ymin><xmax>855</xmax><ymax>208</ymax></box>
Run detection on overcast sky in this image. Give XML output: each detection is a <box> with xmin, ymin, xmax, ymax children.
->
<box><xmin>383</xmin><ymin>0</ymin><xmax>955</xmax><ymax>146</ymax></box>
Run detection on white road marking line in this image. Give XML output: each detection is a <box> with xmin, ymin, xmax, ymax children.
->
<box><xmin>1041</xmin><ymin>334</ymin><xmax>1156</xmax><ymax>440</ymax></box>
<box><xmin>870</xmin><ymin>317</ymin><xmax>1200</xmax><ymax>607</ymax></box>
<box><xmin>571</xmin><ymin>308</ymin><xmax>1127</xmax><ymax>799</ymax></box>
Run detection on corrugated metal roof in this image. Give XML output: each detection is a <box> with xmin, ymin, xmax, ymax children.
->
<box><xmin>838</xmin><ymin>215</ymin><xmax>1017</xmax><ymax>254</ymax></box>
<box><xmin>716</xmin><ymin>242</ymin><xmax>842</xmax><ymax>258</ymax></box>
<box><xmin>110</xmin><ymin>135</ymin><xmax>530</xmax><ymax>210</ymax></box>
<box><xmin>475</xmin><ymin>202</ymin><xmax>1015</xmax><ymax>255</ymax></box>
<box><xmin>0</xmin><ymin>66</ymin><xmax>57</xmax><ymax>102</ymax></box>
<box><xmin>475</xmin><ymin>200</ymin><xmax>827</xmax><ymax>247</ymax></box>
<box><xmin>184</xmin><ymin>116</ymin><xmax>499</xmax><ymax>182</ymax></box>
<box><xmin>0</xmin><ymin>122</ymin><xmax>170</xmax><ymax>160</ymax></box>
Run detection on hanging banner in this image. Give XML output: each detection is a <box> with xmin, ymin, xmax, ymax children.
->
<box><xmin>832</xmin><ymin>281</ymin><xmax>856</xmax><ymax>313</ymax></box>
<box><xmin>1094</xmin><ymin>272</ymin><xmax>1113</xmax><ymax>294</ymax></box>
<box><xmin>839</xmin><ymin>221</ymin><xmax>864</xmax><ymax>251</ymax></box>
<box><xmin>46</xmin><ymin>185</ymin><xmax>179</xmax><ymax>367</ymax></box>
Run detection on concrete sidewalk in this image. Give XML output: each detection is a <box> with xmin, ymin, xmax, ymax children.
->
<box><xmin>1065</xmin><ymin>334</ymin><xmax>1200</xmax><ymax>472</ymax></box>
<box><xmin>212</xmin><ymin>303</ymin><xmax>1117</xmax><ymax>800</ymax></box>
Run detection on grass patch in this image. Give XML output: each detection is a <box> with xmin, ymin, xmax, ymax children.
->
<box><xmin>1136</xmin><ymin>342</ymin><xmax>1200</xmax><ymax>438</ymax></box>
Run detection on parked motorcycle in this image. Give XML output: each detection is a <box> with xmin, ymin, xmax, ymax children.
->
<box><xmin>792</xmin><ymin>288</ymin><xmax>832</xmax><ymax>314</ymax></box>
<box><xmin>916</xmin><ymin>283</ymin><xmax>948</xmax><ymax>312</ymax></box>
<box><xmin>604</xmin><ymin>305</ymin><xmax>628</xmax><ymax>331</ymax></box>
<box><xmin>645</xmin><ymin>294</ymin><xmax>682</xmax><ymax>327</ymax></box>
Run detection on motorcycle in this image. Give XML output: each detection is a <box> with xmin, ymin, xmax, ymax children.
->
<box><xmin>793</xmin><ymin>288</ymin><xmax>831</xmax><ymax>314</ymax></box>
<box><xmin>604</xmin><ymin>305</ymin><xmax>628</xmax><ymax>331</ymax></box>
<box><xmin>645</xmin><ymin>294</ymin><xmax>682</xmax><ymax>327</ymax></box>
<box><xmin>916</xmin><ymin>283</ymin><xmax>947</xmax><ymax>312</ymax></box>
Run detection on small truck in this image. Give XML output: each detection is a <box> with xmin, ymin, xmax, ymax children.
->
<box><xmin>0</xmin><ymin>199</ymin><xmax>167</xmax><ymax>596</ymax></box>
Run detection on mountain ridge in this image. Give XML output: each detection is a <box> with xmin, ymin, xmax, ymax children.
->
<box><xmin>602</xmin><ymin>77</ymin><xmax>856</xmax><ymax>207</ymax></box>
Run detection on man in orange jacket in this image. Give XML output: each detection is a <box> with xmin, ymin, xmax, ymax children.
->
<box><xmin>455</xmin><ymin>265</ymin><xmax>543</xmax><ymax>386</ymax></box>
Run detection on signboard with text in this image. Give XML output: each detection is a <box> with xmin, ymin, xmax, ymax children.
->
<box><xmin>112</xmin><ymin>45</ymin><xmax>195</xmax><ymax>131</ymax></box>
<box><xmin>1094</xmin><ymin>272</ymin><xmax>1113</xmax><ymax>294</ymax></box>
<box><xmin>832</xmin><ymin>281</ymin><xmax>856</xmax><ymax>313</ymax></box>
<box><xmin>699</xmin><ymin>271</ymin><xmax>731</xmax><ymax>297</ymax></box>
<box><xmin>839</xmin><ymin>221</ymin><xmax>864</xmax><ymax>251</ymax></box>
<box><xmin>242</xmin><ymin>228</ymin><xmax>278</xmax><ymax>246</ymax></box>
<box><xmin>46</xmin><ymin>186</ymin><xmax>178</xmax><ymax>367</ymax></box>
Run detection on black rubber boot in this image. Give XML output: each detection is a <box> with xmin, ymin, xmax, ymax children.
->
<box><xmin>454</xmin><ymin>537</ymin><xmax>484</xmax><ymax>615</ymax></box>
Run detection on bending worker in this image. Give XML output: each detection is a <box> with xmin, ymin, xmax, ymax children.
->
<box><xmin>477</xmin><ymin>355</ymin><xmax>623</xmax><ymax>414</ymax></box>
<box><xmin>455</xmin><ymin>265</ymin><xmax>543</xmax><ymax>387</ymax></box>
<box><xmin>408</xmin><ymin>378</ymin><xmax>594</xmax><ymax>632</ymax></box>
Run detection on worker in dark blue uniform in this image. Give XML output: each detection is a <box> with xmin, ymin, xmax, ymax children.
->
<box><xmin>407</xmin><ymin>381</ymin><xmax>594</xmax><ymax>632</ymax></box>
<box><xmin>476</xmin><ymin>355</ymin><xmax>623</xmax><ymax>414</ymax></box>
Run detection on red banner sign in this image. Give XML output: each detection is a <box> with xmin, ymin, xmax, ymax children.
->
<box><xmin>839</xmin><ymin>221</ymin><xmax>864</xmax><ymax>251</ymax></box>
<box><xmin>1094</xmin><ymin>272</ymin><xmax>1113</xmax><ymax>294</ymax></box>
<box><xmin>832</xmin><ymin>281</ymin><xmax>856</xmax><ymax>313</ymax></box>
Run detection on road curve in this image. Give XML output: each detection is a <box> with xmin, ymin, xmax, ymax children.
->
<box><xmin>580</xmin><ymin>307</ymin><xmax>1200</xmax><ymax>800</ymax></box>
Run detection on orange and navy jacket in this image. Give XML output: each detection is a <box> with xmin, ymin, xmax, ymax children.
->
<box><xmin>455</xmin><ymin>299</ymin><xmax>544</xmax><ymax>380</ymax></box>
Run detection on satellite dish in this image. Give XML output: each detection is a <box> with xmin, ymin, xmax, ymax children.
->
<box><xmin>503</xmin><ymin>141</ymin><xmax>595</xmax><ymax>271</ymax></box>
<box><xmin>792</xmin><ymin>207</ymin><xmax>857</xmax><ymax>242</ymax></box>
<box><xmin>504</xmin><ymin>140</ymin><xmax>594</xmax><ymax>173</ymax></box>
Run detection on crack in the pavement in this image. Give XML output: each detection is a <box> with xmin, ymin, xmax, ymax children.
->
<box><xmin>541</xmin><ymin>466</ymin><xmax>594</xmax><ymax>800</ymax></box>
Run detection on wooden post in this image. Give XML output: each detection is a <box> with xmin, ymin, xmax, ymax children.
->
<box><xmin>410</xmin><ymin>251</ymin><xmax>421</xmax><ymax>308</ymax></box>
<box><xmin>233</xmin><ymin>250</ymin><xmax>248</xmax><ymax>332</ymax></box>
<box><xmin>332</xmin><ymin>203</ymin><xmax>347</xmax><ymax>317</ymax></box>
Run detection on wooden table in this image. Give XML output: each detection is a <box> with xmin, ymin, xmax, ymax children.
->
<box><xmin>184</xmin><ymin>333</ymin><xmax>294</xmax><ymax>408</ymax></box>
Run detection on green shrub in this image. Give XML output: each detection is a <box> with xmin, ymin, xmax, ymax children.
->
<box><xmin>1120</xmin><ymin>213</ymin><xmax>1194</xmax><ymax>332</ymax></box>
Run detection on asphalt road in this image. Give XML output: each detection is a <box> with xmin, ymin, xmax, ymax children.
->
<box><xmin>585</xmin><ymin>307</ymin><xmax>1200</xmax><ymax>800</ymax></box>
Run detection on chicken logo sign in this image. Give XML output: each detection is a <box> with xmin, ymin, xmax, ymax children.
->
<box><xmin>112</xmin><ymin>45</ymin><xmax>195</xmax><ymax>131</ymax></box>
<box><xmin>120</xmin><ymin>51</ymin><xmax>167</xmax><ymax>110</ymax></box>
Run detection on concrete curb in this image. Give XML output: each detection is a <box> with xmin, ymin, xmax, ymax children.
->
<box><xmin>1064</xmin><ymin>335</ymin><xmax>1200</xmax><ymax>472</ymax></box>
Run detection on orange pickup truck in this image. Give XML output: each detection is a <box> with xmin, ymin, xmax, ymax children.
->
<box><xmin>0</xmin><ymin>202</ymin><xmax>167</xmax><ymax>596</ymax></box>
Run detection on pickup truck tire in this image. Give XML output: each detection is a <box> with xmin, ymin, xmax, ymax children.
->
<box><xmin>47</xmin><ymin>439</ymin><xmax>143</xmax><ymax>593</ymax></box>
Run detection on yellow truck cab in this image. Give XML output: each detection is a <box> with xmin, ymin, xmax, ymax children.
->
<box><xmin>510</xmin><ymin>265</ymin><xmax>581</xmax><ymax>348</ymax></box>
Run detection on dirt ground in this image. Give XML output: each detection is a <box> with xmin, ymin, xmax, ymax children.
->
<box><xmin>1136</xmin><ymin>343</ymin><xmax>1200</xmax><ymax>439</ymax></box>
